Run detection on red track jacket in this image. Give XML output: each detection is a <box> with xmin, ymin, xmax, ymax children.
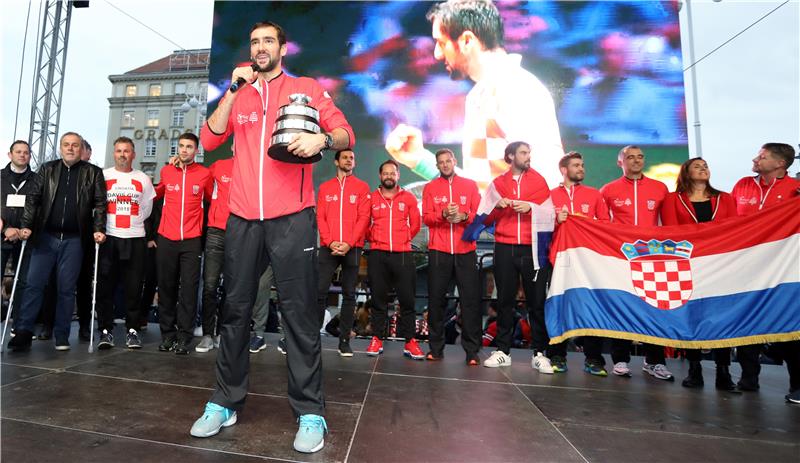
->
<box><xmin>731</xmin><ymin>175</ymin><xmax>799</xmax><ymax>216</ymax></box>
<box><xmin>422</xmin><ymin>174</ymin><xmax>481</xmax><ymax>254</ymax></box>
<box><xmin>660</xmin><ymin>191</ymin><xmax>737</xmax><ymax>225</ymax></box>
<box><xmin>317</xmin><ymin>174</ymin><xmax>371</xmax><ymax>248</ymax></box>
<box><xmin>486</xmin><ymin>169</ymin><xmax>551</xmax><ymax>245</ymax></box>
<box><xmin>155</xmin><ymin>162</ymin><xmax>212</xmax><ymax>241</ymax></box>
<box><xmin>207</xmin><ymin>157</ymin><xmax>233</xmax><ymax>230</ymax></box>
<box><xmin>550</xmin><ymin>183</ymin><xmax>609</xmax><ymax>221</ymax></box>
<box><xmin>600</xmin><ymin>175</ymin><xmax>668</xmax><ymax>226</ymax></box>
<box><xmin>368</xmin><ymin>188</ymin><xmax>420</xmax><ymax>252</ymax></box>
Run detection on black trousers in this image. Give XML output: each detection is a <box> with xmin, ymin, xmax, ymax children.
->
<box><xmin>212</xmin><ymin>209</ymin><xmax>324</xmax><ymax>417</ymax></box>
<box><xmin>610</xmin><ymin>340</ymin><xmax>666</xmax><ymax>365</ymax></box>
<box><xmin>201</xmin><ymin>227</ymin><xmax>225</xmax><ymax>335</ymax></box>
<box><xmin>583</xmin><ymin>337</ymin><xmax>606</xmax><ymax>365</ymax></box>
<box><xmin>75</xmin><ymin>243</ymin><xmax>95</xmax><ymax>331</ymax></box>
<box><xmin>427</xmin><ymin>250</ymin><xmax>481</xmax><ymax>356</ymax></box>
<box><xmin>494</xmin><ymin>243</ymin><xmax>565</xmax><ymax>357</ymax></box>
<box><xmin>317</xmin><ymin>246</ymin><xmax>361</xmax><ymax>341</ymax></box>
<box><xmin>139</xmin><ymin>244</ymin><xmax>158</xmax><ymax>325</ymax></box>
<box><xmin>738</xmin><ymin>341</ymin><xmax>800</xmax><ymax>390</ymax></box>
<box><xmin>97</xmin><ymin>236</ymin><xmax>146</xmax><ymax>331</ymax></box>
<box><xmin>1</xmin><ymin>241</ymin><xmax>30</xmax><ymax>320</ymax></box>
<box><xmin>685</xmin><ymin>348</ymin><xmax>731</xmax><ymax>366</ymax></box>
<box><xmin>368</xmin><ymin>250</ymin><xmax>416</xmax><ymax>341</ymax></box>
<box><xmin>156</xmin><ymin>236</ymin><xmax>202</xmax><ymax>343</ymax></box>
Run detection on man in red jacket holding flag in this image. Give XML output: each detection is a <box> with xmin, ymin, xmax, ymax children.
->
<box><xmin>422</xmin><ymin>148</ymin><xmax>482</xmax><ymax>365</ymax></box>
<box><xmin>316</xmin><ymin>149</ymin><xmax>371</xmax><ymax>357</ymax></box>
<box><xmin>192</xmin><ymin>21</ymin><xmax>355</xmax><ymax>454</ymax></box>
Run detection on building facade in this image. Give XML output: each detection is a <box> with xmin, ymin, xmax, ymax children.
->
<box><xmin>106</xmin><ymin>49</ymin><xmax>209</xmax><ymax>182</ymax></box>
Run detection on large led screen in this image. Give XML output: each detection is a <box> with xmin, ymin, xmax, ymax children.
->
<box><xmin>205</xmin><ymin>0</ymin><xmax>688</xmax><ymax>191</ymax></box>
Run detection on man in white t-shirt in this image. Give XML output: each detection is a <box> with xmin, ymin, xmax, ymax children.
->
<box><xmin>385</xmin><ymin>0</ymin><xmax>564</xmax><ymax>191</ymax></box>
<box><xmin>96</xmin><ymin>136</ymin><xmax>156</xmax><ymax>349</ymax></box>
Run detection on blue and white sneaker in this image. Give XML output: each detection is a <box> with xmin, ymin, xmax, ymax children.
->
<box><xmin>249</xmin><ymin>335</ymin><xmax>267</xmax><ymax>353</ymax></box>
<box><xmin>190</xmin><ymin>402</ymin><xmax>237</xmax><ymax>438</ymax></box>
<box><xmin>293</xmin><ymin>414</ymin><xmax>327</xmax><ymax>453</ymax></box>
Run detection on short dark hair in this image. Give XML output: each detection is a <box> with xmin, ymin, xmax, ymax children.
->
<box><xmin>504</xmin><ymin>141</ymin><xmax>529</xmax><ymax>164</ymax></box>
<box><xmin>618</xmin><ymin>145</ymin><xmax>641</xmax><ymax>160</ymax></box>
<box><xmin>435</xmin><ymin>148</ymin><xmax>455</xmax><ymax>161</ymax></box>
<box><xmin>9</xmin><ymin>140</ymin><xmax>29</xmax><ymax>152</ymax></box>
<box><xmin>379</xmin><ymin>159</ymin><xmax>400</xmax><ymax>174</ymax></box>
<box><xmin>559</xmin><ymin>151</ymin><xmax>583</xmax><ymax>169</ymax></box>
<box><xmin>761</xmin><ymin>142</ymin><xmax>795</xmax><ymax>170</ymax></box>
<box><xmin>250</xmin><ymin>21</ymin><xmax>287</xmax><ymax>46</ymax></box>
<box><xmin>178</xmin><ymin>132</ymin><xmax>199</xmax><ymax>148</ymax></box>
<box><xmin>427</xmin><ymin>0</ymin><xmax>504</xmax><ymax>50</ymax></box>
<box><xmin>334</xmin><ymin>149</ymin><xmax>354</xmax><ymax>161</ymax></box>
<box><xmin>113</xmin><ymin>136</ymin><xmax>135</xmax><ymax>150</ymax></box>
<box><xmin>82</xmin><ymin>139</ymin><xmax>92</xmax><ymax>151</ymax></box>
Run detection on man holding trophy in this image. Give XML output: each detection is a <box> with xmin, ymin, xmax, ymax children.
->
<box><xmin>193</xmin><ymin>21</ymin><xmax>355</xmax><ymax>454</ymax></box>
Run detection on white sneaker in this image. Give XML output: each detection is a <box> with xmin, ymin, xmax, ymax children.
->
<box><xmin>483</xmin><ymin>350</ymin><xmax>512</xmax><ymax>368</ymax></box>
<box><xmin>532</xmin><ymin>353</ymin><xmax>554</xmax><ymax>374</ymax></box>
<box><xmin>612</xmin><ymin>361</ymin><xmax>632</xmax><ymax>377</ymax></box>
<box><xmin>195</xmin><ymin>335</ymin><xmax>215</xmax><ymax>353</ymax></box>
<box><xmin>643</xmin><ymin>362</ymin><xmax>675</xmax><ymax>381</ymax></box>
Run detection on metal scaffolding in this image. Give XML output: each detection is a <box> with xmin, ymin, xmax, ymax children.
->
<box><xmin>27</xmin><ymin>0</ymin><xmax>74</xmax><ymax>170</ymax></box>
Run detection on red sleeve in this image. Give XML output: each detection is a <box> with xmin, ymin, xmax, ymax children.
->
<box><xmin>422</xmin><ymin>183</ymin><xmax>444</xmax><ymax>227</ymax></box>
<box><xmin>199</xmin><ymin>95</ymin><xmax>234</xmax><ymax>152</ymax></box>
<box><xmin>660</xmin><ymin>193</ymin><xmax>679</xmax><ymax>226</ymax></box>
<box><xmin>526</xmin><ymin>174</ymin><xmax>551</xmax><ymax>205</ymax></box>
<box><xmin>466</xmin><ymin>180</ymin><xmax>480</xmax><ymax>223</ymax></box>
<box><xmin>305</xmin><ymin>78</ymin><xmax>355</xmax><ymax>149</ymax></box>
<box><xmin>204</xmin><ymin>170</ymin><xmax>214</xmax><ymax>199</ymax></box>
<box><xmin>407</xmin><ymin>194</ymin><xmax>421</xmax><ymax>239</ymax></box>
<box><xmin>316</xmin><ymin>185</ymin><xmax>331</xmax><ymax>246</ymax></box>
<box><xmin>154</xmin><ymin>166</ymin><xmax>168</xmax><ymax>199</ymax></box>
<box><xmin>594</xmin><ymin>193</ymin><xmax>610</xmax><ymax>221</ymax></box>
<box><xmin>716</xmin><ymin>192</ymin><xmax>738</xmax><ymax>220</ymax></box>
<box><xmin>352</xmin><ymin>183</ymin><xmax>372</xmax><ymax>246</ymax></box>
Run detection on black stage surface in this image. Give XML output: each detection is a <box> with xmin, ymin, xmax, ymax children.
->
<box><xmin>2</xmin><ymin>326</ymin><xmax>798</xmax><ymax>462</ymax></box>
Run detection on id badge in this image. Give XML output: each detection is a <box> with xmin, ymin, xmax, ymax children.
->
<box><xmin>6</xmin><ymin>194</ymin><xmax>25</xmax><ymax>207</ymax></box>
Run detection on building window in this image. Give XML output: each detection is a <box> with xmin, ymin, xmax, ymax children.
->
<box><xmin>145</xmin><ymin>139</ymin><xmax>157</xmax><ymax>157</ymax></box>
<box><xmin>125</xmin><ymin>85</ymin><xmax>137</xmax><ymax>97</ymax></box>
<box><xmin>172</xmin><ymin>109</ymin><xmax>184</xmax><ymax>127</ymax></box>
<box><xmin>149</xmin><ymin>84</ymin><xmax>162</xmax><ymax>97</ymax></box>
<box><xmin>174</xmin><ymin>82</ymin><xmax>186</xmax><ymax>95</ymax></box>
<box><xmin>170</xmin><ymin>138</ymin><xmax>178</xmax><ymax>156</ymax></box>
<box><xmin>146</xmin><ymin>109</ymin><xmax>159</xmax><ymax>127</ymax></box>
<box><xmin>122</xmin><ymin>110</ymin><xmax>135</xmax><ymax>128</ymax></box>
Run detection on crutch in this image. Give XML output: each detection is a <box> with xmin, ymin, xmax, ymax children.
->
<box><xmin>0</xmin><ymin>240</ymin><xmax>28</xmax><ymax>354</ymax></box>
<box><xmin>88</xmin><ymin>242</ymin><xmax>100</xmax><ymax>353</ymax></box>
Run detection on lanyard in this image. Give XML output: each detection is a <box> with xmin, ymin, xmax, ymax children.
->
<box><xmin>753</xmin><ymin>177</ymin><xmax>777</xmax><ymax>210</ymax></box>
<box><xmin>11</xmin><ymin>180</ymin><xmax>27</xmax><ymax>194</ymax></box>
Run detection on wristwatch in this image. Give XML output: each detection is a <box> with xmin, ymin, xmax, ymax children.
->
<box><xmin>323</xmin><ymin>133</ymin><xmax>334</xmax><ymax>150</ymax></box>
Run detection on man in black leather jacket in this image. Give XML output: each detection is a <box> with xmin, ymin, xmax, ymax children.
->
<box><xmin>7</xmin><ymin>132</ymin><xmax>106</xmax><ymax>352</ymax></box>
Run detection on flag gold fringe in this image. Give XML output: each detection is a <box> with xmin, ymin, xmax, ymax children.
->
<box><xmin>549</xmin><ymin>329</ymin><xmax>800</xmax><ymax>349</ymax></box>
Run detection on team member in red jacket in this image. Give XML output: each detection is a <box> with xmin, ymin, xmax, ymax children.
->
<box><xmin>193</xmin><ymin>22</ymin><xmax>355</xmax><ymax>452</ymax></box>
<box><xmin>661</xmin><ymin>157</ymin><xmax>737</xmax><ymax>390</ymax></box>
<box><xmin>731</xmin><ymin>143</ymin><xmax>799</xmax><ymax>403</ymax></box>
<box><xmin>196</xmin><ymin>156</ymin><xmax>234</xmax><ymax>353</ymax></box>
<box><xmin>552</xmin><ymin>151</ymin><xmax>610</xmax><ymax>376</ymax></box>
<box><xmin>365</xmin><ymin>160</ymin><xmax>423</xmax><ymax>359</ymax></box>
<box><xmin>600</xmin><ymin>145</ymin><xmax>672</xmax><ymax>381</ymax></box>
<box><xmin>422</xmin><ymin>148</ymin><xmax>482</xmax><ymax>365</ymax></box>
<box><xmin>154</xmin><ymin>132</ymin><xmax>212</xmax><ymax>355</ymax></box>
<box><xmin>482</xmin><ymin>141</ymin><xmax>561</xmax><ymax>371</ymax></box>
<box><xmin>316</xmin><ymin>149</ymin><xmax>371</xmax><ymax>357</ymax></box>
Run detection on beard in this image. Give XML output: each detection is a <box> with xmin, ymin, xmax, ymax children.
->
<box><xmin>252</xmin><ymin>57</ymin><xmax>278</xmax><ymax>73</ymax></box>
<box><xmin>568</xmin><ymin>173</ymin><xmax>584</xmax><ymax>183</ymax></box>
<box><xmin>381</xmin><ymin>179</ymin><xmax>396</xmax><ymax>189</ymax></box>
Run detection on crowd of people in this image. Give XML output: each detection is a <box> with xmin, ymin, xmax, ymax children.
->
<box><xmin>2</xmin><ymin>0</ymin><xmax>798</xmax><ymax>456</ymax></box>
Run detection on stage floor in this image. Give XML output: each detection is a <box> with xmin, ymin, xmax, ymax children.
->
<box><xmin>2</xmin><ymin>325</ymin><xmax>798</xmax><ymax>462</ymax></box>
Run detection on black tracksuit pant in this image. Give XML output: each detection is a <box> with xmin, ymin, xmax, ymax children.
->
<box><xmin>738</xmin><ymin>341</ymin><xmax>800</xmax><ymax>390</ymax></box>
<box><xmin>427</xmin><ymin>249</ymin><xmax>481</xmax><ymax>356</ymax></box>
<box><xmin>201</xmin><ymin>227</ymin><xmax>225</xmax><ymax>336</ymax></box>
<box><xmin>611</xmin><ymin>339</ymin><xmax>666</xmax><ymax>366</ymax></box>
<box><xmin>317</xmin><ymin>246</ymin><xmax>361</xmax><ymax>340</ymax></box>
<box><xmin>97</xmin><ymin>236</ymin><xmax>146</xmax><ymax>332</ymax></box>
<box><xmin>157</xmin><ymin>235</ymin><xmax>202</xmax><ymax>344</ymax></box>
<box><xmin>368</xmin><ymin>250</ymin><xmax>416</xmax><ymax>341</ymax></box>
<box><xmin>494</xmin><ymin>243</ymin><xmax>565</xmax><ymax>358</ymax></box>
<box><xmin>212</xmin><ymin>209</ymin><xmax>324</xmax><ymax>417</ymax></box>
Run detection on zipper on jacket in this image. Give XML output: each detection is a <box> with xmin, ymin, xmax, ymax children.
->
<box><xmin>258</xmin><ymin>80</ymin><xmax>268</xmax><ymax>220</ymax></box>
<box><xmin>448</xmin><ymin>178</ymin><xmax>454</xmax><ymax>254</ymax></box>
<box><xmin>300</xmin><ymin>168</ymin><xmax>305</xmax><ymax>203</ymax></box>
<box><xmin>515</xmin><ymin>173</ymin><xmax>522</xmax><ymax>245</ymax></box>
<box><xmin>633</xmin><ymin>179</ymin><xmax>638</xmax><ymax>226</ymax></box>
<box><xmin>180</xmin><ymin>166</ymin><xmax>187</xmax><ymax>241</ymax></box>
<box><xmin>59</xmin><ymin>164</ymin><xmax>72</xmax><ymax>240</ymax></box>
<box><xmin>339</xmin><ymin>176</ymin><xmax>346</xmax><ymax>242</ymax></box>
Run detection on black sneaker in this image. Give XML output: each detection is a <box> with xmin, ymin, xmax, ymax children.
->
<box><xmin>174</xmin><ymin>341</ymin><xmax>189</xmax><ymax>355</ymax></box>
<box><xmin>338</xmin><ymin>339</ymin><xmax>353</xmax><ymax>357</ymax></box>
<box><xmin>8</xmin><ymin>330</ymin><xmax>33</xmax><ymax>352</ymax></box>
<box><xmin>126</xmin><ymin>329</ymin><xmax>142</xmax><ymax>349</ymax></box>
<box><xmin>79</xmin><ymin>327</ymin><xmax>91</xmax><ymax>342</ymax></box>
<box><xmin>38</xmin><ymin>328</ymin><xmax>52</xmax><ymax>341</ymax></box>
<box><xmin>55</xmin><ymin>337</ymin><xmax>70</xmax><ymax>351</ymax></box>
<box><xmin>98</xmin><ymin>330</ymin><xmax>114</xmax><ymax>350</ymax></box>
<box><xmin>277</xmin><ymin>338</ymin><xmax>287</xmax><ymax>355</ymax></box>
<box><xmin>158</xmin><ymin>338</ymin><xmax>177</xmax><ymax>352</ymax></box>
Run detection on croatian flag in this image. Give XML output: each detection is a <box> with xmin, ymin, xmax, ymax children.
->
<box><xmin>545</xmin><ymin>197</ymin><xmax>800</xmax><ymax>348</ymax></box>
<box><xmin>462</xmin><ymin>181</ymin><xmax>502</xmax><ymax>241</ymax></box>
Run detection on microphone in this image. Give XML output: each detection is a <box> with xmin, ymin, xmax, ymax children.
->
<box><xmin>229</xmin><ymin>63</ymin><xmax>260</xmax><ymax>93</ymax></box>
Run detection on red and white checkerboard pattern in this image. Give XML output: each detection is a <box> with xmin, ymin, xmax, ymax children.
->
<box><xmin>629</xmin><ymin>259</ymin><xmax>693</xmax><ymax>310</ymax></box>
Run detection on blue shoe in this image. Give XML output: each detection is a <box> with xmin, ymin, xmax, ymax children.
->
<box><xmin>584</xmin><ymin>361</ymin><xmax>608</xmax><ymax>377</ymax></box>
<box><xmin>551</xmin><ymin>355</ymin><xmax>568</xmax><ymax>373</ymax></box>
<box><xmin>249</xmin><ymin>335</ymin><xmax>267</xmax><ymax>353</ymax></box>
<box><xmin>293</xmin><ymin>414</ymin><xmax>327</xmax><ymax>453</ymax></box>
<box><xmin>190</xmin><ymin>402</ymin><xmax>237</xmax><ymax>438</ymax></box>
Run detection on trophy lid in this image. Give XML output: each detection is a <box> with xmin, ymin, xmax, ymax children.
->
<box><xmin>288</xmin><ymin>93</ymin><xmax>312</xmax><ymax>105</ymax></box>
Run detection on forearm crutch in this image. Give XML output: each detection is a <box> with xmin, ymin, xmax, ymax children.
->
<box><xmin>88</xmin><ymin>242</ymin><xmax>100</xmax><ymax>353</ymax></box>
<box><xmin>1</xmin><ymin>240</ymin><xmax>28</xmax><ymax>354</ymax></box>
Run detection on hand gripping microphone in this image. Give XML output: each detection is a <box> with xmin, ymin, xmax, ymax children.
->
<box><xmin>229</xmin><ymin>63</ymin><xmax>260</xmax><ymax>93</ymax></box>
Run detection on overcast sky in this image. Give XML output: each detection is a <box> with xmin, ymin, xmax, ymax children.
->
<box><xmin>1</xmin><ymin>0</ymin><xmax>798</xmax><ymax>190</ymax></box>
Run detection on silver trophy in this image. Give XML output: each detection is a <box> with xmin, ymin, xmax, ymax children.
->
<box><xmin>268</xmin><ymin>93</ymin><xmax>323</xmax><ymax>164</ymax></box>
